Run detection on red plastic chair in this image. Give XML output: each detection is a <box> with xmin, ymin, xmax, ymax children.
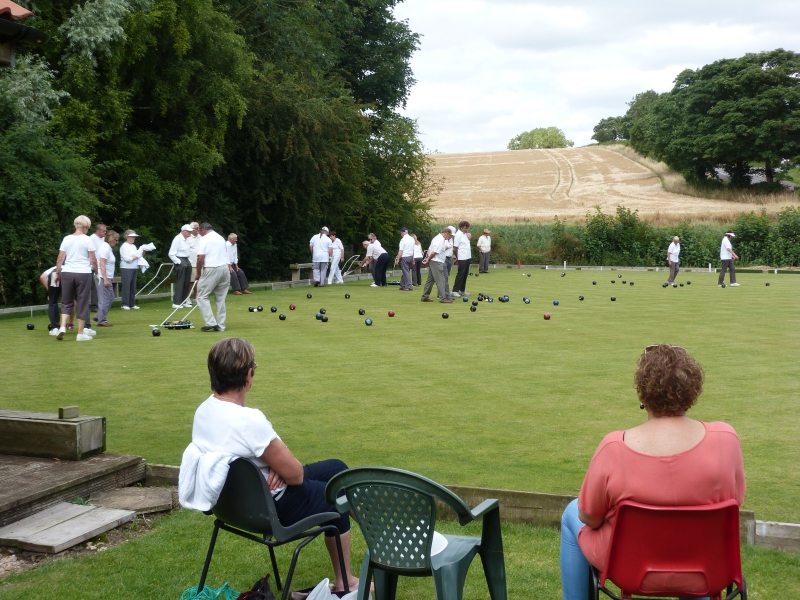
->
<box><xmin>591</xmin><ymin>499</ymin><xmax>747</xmax><ymax>600</ymax></box>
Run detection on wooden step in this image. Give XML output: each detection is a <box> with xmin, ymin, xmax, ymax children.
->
<box><xmin>90</xmin><ymin>488</ymin><xmax>173</xmax><ymax>514</ymax></box>
<box><xmin>0</xmin><ymin>501</ymin><xmax>135</xmax><ymax>553</ymax></box>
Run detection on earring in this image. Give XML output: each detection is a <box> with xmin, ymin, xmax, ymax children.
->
<box><xmin>639</xmin><ymin>403</ymin><xmax>645</xmax><ymax>410</ymax></box>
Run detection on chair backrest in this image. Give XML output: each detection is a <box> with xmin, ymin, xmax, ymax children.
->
<box><xmin>212</xmin><ymin>458</ymin><xmax>277</xmax><ymax>537</ymax></box>
<box><xmin>326</xmin><ymin>467</ymin><xmax>476</xmax><ymax>574</ymax></box>
<box><xmin>602</xmin><ymin>499</ymin><xmax>744</xmax><ymax>597</ymax></box>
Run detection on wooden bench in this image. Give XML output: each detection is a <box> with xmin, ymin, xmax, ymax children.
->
<box><xmin>289</xmin><ymin>263</ymin><xmax>314</xmax><ymax>282</ymax></box>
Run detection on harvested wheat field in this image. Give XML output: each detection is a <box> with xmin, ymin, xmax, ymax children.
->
<box><xmin>429</xmin><ymin>146</ymin><xmax>800</xmax><ymax>223</ymax></box>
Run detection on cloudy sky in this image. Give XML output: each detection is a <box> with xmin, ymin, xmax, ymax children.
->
<box><xmin>393</xmin><ymin>0</ymin><xmax>800</xmax><ymax>153</ymax></box>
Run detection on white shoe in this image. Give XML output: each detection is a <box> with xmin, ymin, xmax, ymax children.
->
<box><xmin>370</xmin><ymin>283</ymin><xmax>379</xmax><ymax>287</ymax></box>
<box><xmin>172</xmin><ymin>304</ymin><xmax>184</xmax><ymax>309</ymax></box>
<box><xmin>451</xmin><ymin>292</ymin><xmax>461</xmax><ymax>297</ymax></box>
<box><xmin>730</xmin><ymin>283</ymin><xmax>740</xmax><ymax>287</ymax></box>
<box><xmin>56</xmin><ymin>328</ymin><xmax>66</xmax><ymax>340</ymax></box>
<box><xmin>83</xmin><ymin>328</ymin><xmax>97</xmax><ymax>337</ymax></box>
<box><xmin>132</xmin><ymin>305</ymin><xmax>140</xmax><ymax>309</ymax></box>
<box><xmin>122</xmin><ymin>306</ymin><xmax>131</xmax><ymax>310</ymax></box>
<box><xmin>49</xmin><ymin>328</ymin><xmax>60</xmax><ymax>337</ymax></box>
<box><xmin>76</xmin><ymin>333</ymin><xmax>93</xmax><ymax>341</ymax></box>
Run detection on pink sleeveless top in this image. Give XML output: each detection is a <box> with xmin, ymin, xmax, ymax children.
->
<box><xmin>578</xmin><ymin>421</ymin><xmax>746</xmax><ymax>570</ymax></box>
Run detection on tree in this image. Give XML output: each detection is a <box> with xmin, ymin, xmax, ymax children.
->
<box><xmin>507</xmin><ymin>126</ymin><xmax>573</xmax><ymax>150</ymax></box>
<box><xmin>591</xmin><ymin>116</ymin><xmax>626</xmax><ymax>143</ymax></box>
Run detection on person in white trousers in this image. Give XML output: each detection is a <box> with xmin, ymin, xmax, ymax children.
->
<box><xmin>327</xmin><ymin>230</ymin><xmax>344</xmax><ymax>284</ymax></box>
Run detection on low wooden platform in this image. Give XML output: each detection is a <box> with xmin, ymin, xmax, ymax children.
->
<box><xmin>0</xmin><ymin>453</ymin><xmax>144</xmax><ymax>527</ymax></box>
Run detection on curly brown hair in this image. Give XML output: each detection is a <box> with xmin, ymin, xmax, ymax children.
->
<box><xmin>634</xmin><ymin>345</ymin><xmax>704</xmax><ymax>416</ymax></box>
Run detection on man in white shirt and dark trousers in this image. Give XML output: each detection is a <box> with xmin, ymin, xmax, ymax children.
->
<box><xmin>451</xmin><ymin>221</ymin><xmax>472</xmax><ymax>297</ymax></box>
<box><xmin>196</xmin><ymin>223</ymin><xmax>231</xmax><ymax>331</ymax></box>
<box><xmin>227</xmin><ymin>233</ymin><xmax>251</xmax><ymax>295</ymax></box>
<box><xmin>309</xmin><ymin>227</ymin><xmax>332</xmax><ymax>287</ymax></box>
<box><xmin>89</xmin><ymin>223</ymin><xmax>107</xmax><ymax>313</ymax></box>
<box><xmin>420</xmin><ymin>227</ymin><xmax>453</xmax><ymax>303</ymax></box>
<box><xmin>187</xmin><ymin>222</ymin><xmax>200</xmax><ymax>303</ymax></box>
<box><xmin>718</xmin><ymin>231</ymin><xmax>740</xmax><ymax>286</ymax></box>
<box><xmin>442</xmin><ymin>226</ymin><xmax>455</xmax><ymax>298</ymax></box>
<box><xmin>395</xmin><ymin>227</ymin><xmax>415</xmax><ymax>290</ymax></box>
<box><xmin>169</xmin><ymin>224</ymin><xmax>194</xmax><ymax>308</ymax></box>
<box><xmin>666</xmin><ymin>236</ymin><xmax>680</xmax><ymax>284</ymax></box>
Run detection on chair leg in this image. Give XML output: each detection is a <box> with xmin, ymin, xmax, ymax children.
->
<box><xmin>198</xmin><ymin>522</ymin><xmax>221</xmax><ymax>593</ymax></box>
<box><xmin>479</xmin><ymin>550</ymin><xmax>507</xmax><ymax>600</ymax></box>
<box><xmin>357</xmin><ymin>552</ymin><xmax>374</xmax><ymax>600</ymax></box>
<box><xmin>268</xmin><ymin>545</ymin><xmax>282</xmax><ymax>591</ymax></box>
<box><xmin>331</xmin><ymin>532</ymin><xmax>350</xmax><ymax>594</ymax></box>
<box><xmin>280</xmin><ymin>533</ymin><xmax>319</xmax><ymax>600</ymax></box>
<box><xmin>373</xmin><ymin>568</ymin><xmax>398</xmax><ymax>600</ymax></box>
<box><xmin>432</xmin><ymin>562</ymin><xmax>469</xmax><ymax>600</ymax></box>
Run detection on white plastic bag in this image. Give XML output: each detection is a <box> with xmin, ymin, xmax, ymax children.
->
<box><xmin>306</xmin><ymin>578</ymin><xmax>363</xmax><ymax>600</ymax></box>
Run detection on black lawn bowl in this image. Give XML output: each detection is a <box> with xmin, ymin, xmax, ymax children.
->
<box><xmin>472</xmin><ymin>301</ymin><xmax>479</xmax><ymax>306</ymax></box>
<box><xmin>766</xmin><ymin>282</ymin><xmax>770</xmax><ymax>286</ymax></box>
<box><xmin>663</xmin><ymin>283</ymin><xmax>668</xmax><ymax>288</ymax></box>
<box><xmin>279</xmin><ymin>314</ymin><xmax>286</xmax><ymax>320</ymax></box>
<box><xmin>152</xmin><ymin>328</ymin><xmax>161</xmax><ymax>337</ymax></box>
<box><xmin>27</xmin><ymin>323</ymin><xmax>34</xmax><ymax>330</ymax></box>
<box><xmin>270</xmin><ymin>306</ymin><xmax>277</xmax><ymax>313</ymax></box>
<box><xmin>320</xmin><ymin>308</ymin><xmax>326</xmax><ymax>314</ymax></box>
<box><xmin>523</xmin><ymin>297</ymin><xmax>530</xmax><ymax>304</ymax></box>
<box><xmin>442</xmin><ymin>312</ymin><xmax>449</xmax><ymax>319</ymax></box>
<box><xmin>629</xmin><ymin>282</ymin><xmax>634</xmax><ymax>286</ymax></box>
<box><xmin>470</xmin><ymin>305</ymin><xmax>477</xmax><ymax>312</ymax></box>
<box><xmin>321</xmin><ymin>316</ymin><xmax>328</xmax><ymax>323</ymax></box>
<box><xmin>622</xmin><ymin>280</ymin><xmax>626</xmax><ymax>284</ymax></box>
<box><xmin>307</xmin><ymin>293</ymin><xmax>312</xmax><ymax>299</ymax></box>
<box><xmin>527</xmin><ymin>273</ymin><xmax>531</xmax><ymax>277</ymax></box>
<box><xmin>365</xmin><ymin>318</ymin><xmax>373</xmax><ymax>326</ymax></box>
<box><xmin>618</xmin><ymin>274</ymin><xmax>622</xmax><ymax>278</ymax></box>
<box><xmin>686</xmin><ymin>281</ymin><xmax>691</xmax><ymax>285</ymax></box>
<box><xmin>345</xmin><ymin>293</ymin><xmax>351</xmax><ymax>299</ymax></box>
<box><xmin>503</xmin><ymin>295</ymin><xmax>510</xmax><ymax>302</ymax></box>
<box><xmin>611</xmin><ymin>280</ymin><xmax>615</xmax><ymax>283</ymax></box>
<box><xmin>469</xmin><ymin>272</ymin><xmax>474</xmax><ymax>276</ymax></box>
<box><xmin>680</xmin><ymin>283</ymin><xmax>684</xmax><ymax>287</ymax></box>
<box><xmin>257</xmin><ymin>306</ymin><xmax>263</xmax><ymax>312</ymax></box>
<box><xmin>579</xmin><ymin>296</ymin><xmax>584</xmax><ymax>301</ymax></box>
<box><xmin>248</xmin><ymin>306</ymin><xmax>255</xmax><ymax>312</ymax></box>
<box><xmin>721</xmin><ymin>283</ymin><xmax>726</xmax><ymax>288</ymax></box>
<box><xmin>359</xmin><ymin>308</ymin><xmax>366</xmax><ymax>315</ymax></box>
<box><xmin>478</xmin><ymin>294</ymin><xmax>484</xmax><ymax>301</ymax></box>
<box><xmin>488</xmin><ymin>297</ymin><xmax>494</xmax><ymax>302</ymax></box>
<box><xmin>672</xmin><ymin>284</ymin><xmax>678</xmax><ymax>288</ymax></box>
<box><xmin>561</xmin><ymin>272</ymin><xmax>566</xmax><ymax>277</ymax></box>
<box><xmin>592</xmin><ymin>281</ymin><xmax>597</xmax><ymax>285</ymax></box>
<box><xmin>611</xmin><ymin>297</ymin><xmax>617</xmax><ymax>301</ymax></box>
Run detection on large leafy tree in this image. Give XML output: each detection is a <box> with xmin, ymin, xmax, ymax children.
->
<box><xmin>507</xmin><ymin>126</ymin><xmax>574</xmax><ymax>150</ymax></box>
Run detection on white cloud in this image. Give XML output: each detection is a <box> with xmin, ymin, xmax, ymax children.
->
<box><xmin>393</xmin><ymin>0</ymin><xmax>800</xmax><ymax>152</ymax></box>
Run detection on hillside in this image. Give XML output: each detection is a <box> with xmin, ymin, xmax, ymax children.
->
<box><xmin>428</xmin><ymin>147</ymin><xmax>799</xmax><ymax>223</ymax></box>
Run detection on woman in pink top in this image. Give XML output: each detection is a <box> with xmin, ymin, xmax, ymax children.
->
<box><xmin>560</xmin><ymin>345</ymin><xmax>746</xmax><ymax>599</ymax></box>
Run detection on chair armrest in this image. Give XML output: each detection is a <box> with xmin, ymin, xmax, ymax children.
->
<box><xmin>335</xmin><ymin>495</ymin><xmax>352</xmax><ymax>513</ymax></box>
<box><xmin>471</xmin><ymin>499</ymin><xmax>499</xmax><ymax>520</ymax></box>
<box><xmin>280</xmin><ymin>511</ymin><xmax>343</xmax><ymax>538</ymax></box>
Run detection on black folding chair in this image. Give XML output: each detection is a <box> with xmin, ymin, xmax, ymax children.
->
<box><xmin>198</xmin><ymin>458</ymin><xmax>349</xmax><ymax>600</ymax></box>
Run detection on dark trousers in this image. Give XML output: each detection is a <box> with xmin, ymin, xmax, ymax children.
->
<box><xmin>229</xmin><ymin>267</ymin><xmax>249</xmax><ymax>291</ymax></box>
<box><xmin>60</xmin><ymin>272</ymin><xmax>93</xmax><ymax>322</ymax></box>
<box><xmin>121</xmin><ymin>268</ymin><xmax>138</xmax><ymax>307</ymax></box>
<box><xmin>373</xmin><ymin>253</ymin><xmax>390</xmax><ymax>286</ymax></box>
<box><xmin>274</xmin><ymin>459</ymin><xmax>350</xmax><ymax>537</ymax></box>
<box><xmin>719</xmin><ymin>259</ymin><xmax>736</xmax><ymax>284</ymax></box>
<box><xmin>668</xmin><ymin>262</ymin><xmax>679</xmax><ymax>283</ymax></box>
<box><xmin>174</xmin><ymin>258</ymin><xmax>192</xmax><ymax>304</ymax></box>
<box><xmin>48</xmin><ymin>284</ymin><xmax>60</xmax><ymax>329</ymax></box>
<box><xmin>90</xmin><ymin>274</ymin><xmax>98</xmax><ymax>310</ymax></box>
<box><xmin>413</xmin><ymin>258</ymin><xmax>423</xmax><ymax>286</ymax></box>
<box><xmin>453</xmin><ymin>258</ymin><xmax>471</xmax><ymax>293</ymax></box>
<box><xmin>479</xmin><ymin>252</ymin><xmax>490</xmax><ymax>272</ymax></box>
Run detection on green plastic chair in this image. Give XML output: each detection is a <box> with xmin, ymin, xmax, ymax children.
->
<box><xmin>325</xmin><ymin>467</ymin><xmax>507</xmax><ymax>600</ymax></box>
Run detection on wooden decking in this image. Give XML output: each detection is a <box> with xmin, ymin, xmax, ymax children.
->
<box><xmin>0</xmin><ymin>453</ymin><xmax>144</xmax><ymax>527</ymax></box>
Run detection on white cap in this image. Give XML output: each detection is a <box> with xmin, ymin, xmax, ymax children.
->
<box><xmin>181</xmin><ymin>224</ymin><xmax>193</xmax><ymax>232</ymax></box>
<box><xmin>448</xmin><ymin>226</ymin><xmax>456</xmax><ymax>234</ymax></box>
<box><xmin>321</xmin><ymin>226</ymin><xmax>329</xmax><ymax>232</ymax></box>
<box><xmin>726</xmin><ymin>231</ymin><xmax>735</xmax><ymax>237</ymax></box>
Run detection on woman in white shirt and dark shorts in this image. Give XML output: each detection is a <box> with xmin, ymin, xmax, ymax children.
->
<box><xmin>360</xmin><ymin>233</ymin><xmax>390</xmax><ymax>287</ymax></box>
<box><xmin>54</xmin><ymin>215</ymin><xmax>98</xmax><ymax>341</ymax></box>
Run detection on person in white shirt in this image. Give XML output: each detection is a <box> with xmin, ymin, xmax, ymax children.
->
<box><xmin>719</xmin><ymin>231</ymin><xmax>740</xmax><ymax>286</ymax></box>
<box><xmin>359</xmin><ymin>233</ymin><xmax>390</xmax><ymax>287</ymax></box>
<box><xmin>119</xmin><ymin>230</ymin><xmax>145</xmax><ymax>310</ymax></box>
<box><xmin>196</xmin><ymin>223</ymin><xmax>231</xmax><ymax>331</ymax></box>
<box><xmin>169</xmin><ymin>224</ymin><xmax>194</xmax><ymax>308</ymax></box>
<box><xmin>183</xmin><ymin>338</ymin><xmax>360</xmax><ymax>592</ymax></box>
<box><xmin>412</xmin><ymin>234</ymin><xmax>424</xmax><ymax>286</ymax></box>
<box><xmin>442</xmin><ymin>225</ymin><xmax>456</xmax><ymax>298</ymax></box>
<box><xmin>226</xmin><ymin>233</ymin><xmax>251</xmax><ymax>295</ymax></box>
<box><xmin>420</xmin><ymin>227</ymin><xmax>453</xmax><ymax>303</ymax></box>
<box><xmin>327</xmin><ymin>230</ymin><xmax>345</xmax><ymax>285</ymax></box>
<box><xmin>310</xmin><ymin>227</ymin><xmax>332</xmax><ymax>287</ymax></box>
<box><xmin>89</xmin><ymin>223</ymin><xmax>106</xmax><ymax>312</ymax></box>
<box><xmin>95</xmin><ymin>230</ymin><xmax>119</xmax><ymax>327</ymax></box>
<box><xmin>54</xmin><ymin>215</ymin><xmax>99</xmax><ymax>341</ymax></box>
<box><xmin>40</xmin><ymin>266</ymin><xmax>74</xmax><ymax>333</ymax></box>
<box><xmin>187</xmin><ymin>222</ymin><xmax>200</xmax><ymax>302</ymax></box>
<box><xmin>451</xmin><ymin>221</ymin><xmax>472</xmax><ymax>296</ymax></box>
<box><xmin>477</xmin><ymin>229</ymin><xmax>492</xmax><ymax>273</ymax></box>
<box><xmin>395</xmin><ymin>227</ymin><xmax>415</xmax><ymax>290</ymax></box>
<box><xmin>666</xmin><ymin>236</ymin><xmax>681</xmax><ymax>285</ymax></box>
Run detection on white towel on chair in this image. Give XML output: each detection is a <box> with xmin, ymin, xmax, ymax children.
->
<box><xmin>178</xmin><ymin>443</ymin><xmax>237</xmax><ymax>511</ymax></box>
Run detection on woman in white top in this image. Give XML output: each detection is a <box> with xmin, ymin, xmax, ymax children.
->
<box><xmin>358</xmin><ymin>233</ymin><xmax>390</xmax><ymax>287</ymax></box>
<box><xmin>54</xmin><ymin>215</ymin><xmax>98</xmax><ymax>341</ymax></box>
<box><xmin>412</xmin><ymin>234</ymin><xmax>424</xmax><ymax>287</ymax></box>
<box><xmin>187</xmin><ymin>338</ymin><xmax>359</xmax><ymax>592</ymax></box>
<box><xmin>327</xmin><ymin>230</ymin><xmax>345</xmax><ymax>285</ymax></box>
<box><xmin>95</xmin><ymin>230</ymin><xmax>119</xmax><ymax>327</ymax></box>
<box><xmin>119</xmin><ymin>230</ymin><xmax>145</xmax><ymax>309</ymax></box>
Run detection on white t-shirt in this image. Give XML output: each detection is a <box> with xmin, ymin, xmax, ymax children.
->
<box><xmin>330</xmin><ymin>238</ymin><xmax>344</xmax><ymax>257</ymax></box>
<box><xmin>188</xmin><ymin>234</ymin><xmax>200</xmax><ymax>267</ymax></box>
<box><xmin>366</xmin><ymin>240</ymin><xmax>388</xmax><ymax>259</ymax></box>
<box><xmin>42</xmin><ymin>266</ymin><xmax>58</xmax><ymax>287</ymax></box>
<box><xmin>428</xmin><ymin>234</ymin><xmax>446</xmax><ymax>263</ymax></box>
<box><xmin>226</xmin><ymin>241</ymin><xmax>238</xmax><ymax>266</ymax></box>
<box><xmin>310</xmin><ymin>234</ymin><xmax>332</xmax><ymax>262</ymax></box>
<box><xmin>197</xmin><ymin>230</ymin><xmax>229</xmax><ymax>268</ymax></box>
<box><xmin>443</xmin><ymin>237</ymin><xmax>454</xmax><ymax>258</ymax></box>
<box><xmin>413</xmin><ymin>243</ymin><xmax>423</xmax><ymax>259</ymax></box>
<box><xmin>477</xmin><ymin>235</ymin><xmax>491</xmax><ymax>252</ymax></box>
<box><xmin>668</xmin><ymin>242</ymin><xmax>680</xmax><ymax>264</ymax></box>
<box><xmin>119</xmin><ymin>241</ymin><xmax>140</xmax><ymax>269</ymax></box>
<box><xmin>720</xmin><ymin>237</ymin><xmax>733</xmax><ymax>260</ymax></box>
<box><xmin>96</xmin><ymin>241</ymin><xmax>116</xmax><ymax>280</ymax></box>
<box><xmin>59</xmin><ymin>234</ymin><xmax>95</xmax><ymax>274</ymax></box>
<box><xmin>453</xmin><ymin>230</ymin><xmax>471</xmax><ymax>260</ymax></box>
<box><xmin>398</xmin><ymin>234</ymin><xmax>415</xmax><ymax>258</ymax></box>
<box><xmin>192</xmin><ymin>396</ymin><xmax>285</xmax><ymax>496</ymax></box>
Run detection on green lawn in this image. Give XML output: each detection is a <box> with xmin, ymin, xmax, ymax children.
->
<box><xmin>1</xmin><ymin>268</ymin><xmax>799</xmax><ymax>597</ymax></box>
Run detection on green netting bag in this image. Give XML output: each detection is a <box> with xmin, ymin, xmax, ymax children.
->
<box><xmin>180</xmin><ymin>582</ymin><xmax>240</xmax><ymax>600</ymax></box>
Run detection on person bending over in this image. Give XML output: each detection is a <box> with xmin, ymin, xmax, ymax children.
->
<box><xmin>183</xmin><ymin>338</ymin><xmax>359</xmax><ymax>593</ymax></box>
<box><xmin>560</xmin><ymin>345</ymin><xmax>745</xmax><ymax>600</ymax></box>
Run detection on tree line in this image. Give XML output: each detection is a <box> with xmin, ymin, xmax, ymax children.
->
<box><xmin>592</xmin><ymin>49</ymin><xmax>800</xmax><ymax>188</ymax></box>
<box><xmin>0</xmin><ymin>0</ymin><xmax>437</xmax><ymax>307</ymax></box>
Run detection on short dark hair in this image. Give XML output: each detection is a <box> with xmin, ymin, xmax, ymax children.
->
<box><xmin>329</xmin><ymin>230</ymin><xmax>336</xmax><ymax>236</ymax></box>
<box><xmin>635</xmin><ymin>345</ymin><xmax>704</xmax><ymax>417</ymax></box>
<box><xmin>208</xmin><ymin>338</ymin><xmax>256</xmax><ymax>395</ymax></box>
<box><xmin>459</xmin><ymin>221</ymin><xmax>470</xmax><ymax>229</ymax></box>
<box><xmin>200</xmin><ymin>222</ymin><xmax>213</xmax><ymax>231</ymax></box>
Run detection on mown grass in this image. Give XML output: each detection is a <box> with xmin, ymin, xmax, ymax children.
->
<box><xmin>0</xmin><ymin>270</ymin><xmax>799</xmax><ymax>597</ymax></box>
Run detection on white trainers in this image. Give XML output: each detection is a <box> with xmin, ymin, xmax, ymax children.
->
<box><xmin>49</xmin><ymin>328</ymin><xmax>60</xmax><ymax>337</ymax></box>
<box><xmin>122</xmin><ymin>305</ymin><xmax>131</xmax><ymax>310</ymax></box>
<box><xmin>132</xmin><ymin>305</ymin><xmax>140</xmax><ymax>309</ymax></box>
<box><xmin>76</xmin><ymin>333</ymin><xmax>93</xmax><ymax>341</ymax></box>
<box><xmin>56</xmin><ymin>327</ymin><xmax>66</xmax><ymax>340</ymax></box>
<box><xmin>83</xmin><ymin>328</ymin><xmax>97</xmax><ymax>337</ymax></box>
<box><xmin>172</xmin><ymin>304</ymin><xmax>184</xmax><ymax>309</ymax></box>
<box><xmin>451</xmin><ymin>292</ymin><xmax>461</xmax><ymax>297</ymax></box>
<box><xmin>370</xmin><ymin>283</ymin><xmax>379</xmax><ymax>287</ymax></box>
<box><xmin>730</xmin><ymin>283</ymin><xmax>740</xmax><ymax>287</ymax></box>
